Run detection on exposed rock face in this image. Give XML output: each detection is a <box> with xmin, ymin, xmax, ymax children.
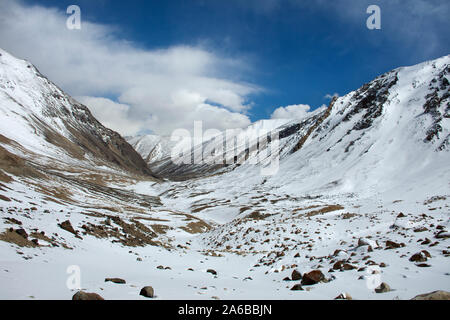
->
<box><xmin>412</xmin><ymin>290</ymin><xmax>450</xmax><ymax>300</ymax></box>
<box><xmin>140</xmin><ymin>286</ymin><xmax>155</xmax><ymax>298</ymax></box>
<box><xmin>72</xmin><ymin>291</ymin><xmax>104</xmax><ymax>300</ymax></box>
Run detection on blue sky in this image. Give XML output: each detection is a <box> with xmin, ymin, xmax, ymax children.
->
<box><xmin>1</xmin><ymin>0</ymin><xmax>449</xmax><ymax>135</ymax></box>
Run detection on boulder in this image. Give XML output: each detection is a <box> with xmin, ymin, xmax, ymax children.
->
<box><xmin>385</xmin><ymin>240</ymin><xmax>403</xmax><ymax>249</ymax></box>
<box><xmin>334</xmin><ymin>292</ymin><xmax>352</xmax><ymax>300</ymax></box>
<box><xmin>72</xmin><ymin>291</ymin><xmax>104</xmax><ymax>300</ymax></box>
<box><xmin>140</xmin><ymin>286</ymin><xmax>155</xmax><ymax>298</ymax></box>
<box><xmin>375</xmin><ymin>282</ymin><xmax>391</xmax><ymax>293</ymax></box>
<box><xmin>301</xmin><ymin>270</ymin><xmax>325</xmax><ymax>285</ymax></box>
<box><xmin>58</xmin><ymin>220</ymin><xmax>77</xmax><ymax>235</ymax></box>
<box><xmin>412</xmin><ymin>291</ymin><xmax>450</xmax><ymax>300</ymax></box>
<box><xmin>105</xmin><ymin>278</ymin><xmax>126</xmax><ymax>284</ymax></box>
<box><xmin>207</xmin><ymin>269</ymin><xmax>217</xmax><ymax>275</ymax></box>
<box><xmin>409</xmin><ymin>252</ymin><xmax>427</xmax><ymax>262</ymax></box>
<box><xmin>291</xmin><ymin>269</ymin><xmax>302</xmax><ymax>281</ymax></box>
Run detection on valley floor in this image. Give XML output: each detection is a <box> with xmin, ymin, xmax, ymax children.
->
<box><xmin>0</xmin><ymin>169</ymin><xmax>449</xmax><ymax>300</ymax></box>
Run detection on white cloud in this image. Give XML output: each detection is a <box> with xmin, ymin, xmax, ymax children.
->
<box><xmin>271</xmin><ymin>104</ymin><xmax>311</xmax><ymax>120</ymax></box>
<box><xmin>0</xmin><ymin>0</ymin><xmax>260</xmax><ymax>136</ymax></box>
<box><xmin>76</xmin><ymin>97</ymin><xmax>143</xmax><ymax>136</ymax></box>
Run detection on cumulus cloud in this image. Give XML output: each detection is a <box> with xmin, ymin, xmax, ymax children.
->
<box><xmin>271</xmin><ymin>104</ymin><xmax>314</xmax><ymax>120</ymax></box>
<box><xmin>0</xmin><ymin>0</ymin><xmax>260</xmax><ymax>135</ymax></box>
<box><xmin>76</xmin><ymin>97</ymin><xmax>143</xmax><ymax>136</ymax></box>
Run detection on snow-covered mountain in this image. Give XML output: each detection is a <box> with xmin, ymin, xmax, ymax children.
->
<box><xmin>127</xmin><ymin>134</ymin><xmax>179</xmax><ymax>165</ymax></box>
<box><xmin>0</xmin><ymin>48</ymin><xmax>154</xmax><ymax>177</ymax></box>
<box><xmin>0</xmin><ymin>48</ymin><xmax>449</xmax><ymax>301</ymax></box>
<box><xmin>142</xmin><ymin>55</ymin><xmax>449</xmax><ymax>195</ymax></box>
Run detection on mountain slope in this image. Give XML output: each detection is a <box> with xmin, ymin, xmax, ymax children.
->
<box><xmin>0</xmin><ymin>48</ymin><xmax>154</xmax><ymax>177</ymax></box>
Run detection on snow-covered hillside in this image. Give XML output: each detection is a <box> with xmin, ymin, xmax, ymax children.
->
<box><xmin>0</xmin><ymin>48</ymin><xmax>153</xmax><ymax>176</ymax></box>
<box><xmin>0</xmin><ymin>49</ymin><xmax>449</xmax><ymax>300</ymax></box>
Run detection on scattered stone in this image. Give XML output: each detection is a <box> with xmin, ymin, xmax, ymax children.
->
<box><xmin>409</xmin><ymin>252</ymin><xmax>428</xmax><ymax>262</ymax></box>
<box><xmin>72</xmin><ymin>291</ymin><xmax>104</xmax><ymax>300</ymax></box>
<box><xmin>105</xmin><ymin>278</ymin><xmax>126</xmax><ymax>284</ymax></box>
<box><xmin>385</xmin><ymin>240</ymin><xmax>403</xmax><ymax>249</ymax></box>
<box><xmin>333</xmin><ymin>260</ymin><xmax>344</xmax><ymax>270</ymax></box>
<box><xmin>15</xmin><ymin>229</ymin><xmax>28</xmax><ymax>239</ymax></box>
<box><xmin>334</xmin><ymin>292</ymin><xmax>352</xmax><ymax>300</ymax></box>
<box><xmin>412</xmin><ymin>290</ymin><xmax>450</xmax><ymax>300</ymax></box>
<box><xmin>207</xmin><ymin>269</ymin><xmax>217</xmax><ymax>275</ymax></box>
<box><xmin>290</xmin><ymin>284</ymin><xmax>303</xmax><ymax>291</ymax></box>
<box><xmin>301</xmin><ymin>270</ymin><xmax>325</xmax><ymax>285</ymax></box>
<box><xmin>375</xmin><ymin>282</ymin><xmax>391</xmax><ymax>293</ymax></box>
<box><xmin>58</xmin><ymin>220</ymin><xmax>77</xmax><ymax>235</ymax></box>
<box><xmin>291</xmin><ymin>269</ymin><xmax>302</xmax><ymax>281</ymax></box>
<box><xmin>140</xmin><ymin>286</ymin><xmax>155</xmax><ymax>298</ymax></box>
<box><xmin>342</xmin><ymin>263</ymin><xmax>357</xmax><ymax>271</ymax></box>
<box><xmin>436</xmin><ymin>231</ymin><xmax>450</xmax><ymax>239</ymax></box>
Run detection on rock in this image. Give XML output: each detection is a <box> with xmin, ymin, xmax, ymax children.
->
<box><xmin>333</xmin><ymin>260</ymin><xmax>344</xmax><ymax>270</ymax></box>
<box><xmin>375</xmin><ymin>282</ymin><xmax>391</xmax><ymax>293</ymax></box>
<box><xmin>301</xmin><ymin>270</ymin><xmax>325</xmax><ymax>285</ymax></box>
<box><xmin>156</xmin><ymin>265</ymin><xmax>165</xmax><ymax>269</ymax></box>
<box><xmin>291</xmin><ymin>269</ymin><xmax>302</xmax><ymax>281</ymax></box>
<box><xmin>58</xmin><ymin>220</ymin><xmax>77</xmax><ymax>235</ymax></box>
<box><xmin>436</xmin><ymin>231</ymin><xmax>450</xmax><ymax>239</ymax></box>
<box><xmin>358</xmin><ymin>238</ymin><xmax>377</xmax><ymax>248</ymax></box>
<box><xmin>411</xmin><ymin>290</ymin><xmax>450</xmax><ymax>300</ymax></box>
<box><xmin>207</xmin><ymin>269</ymin><xmax>217</xmax><ymax>275</ymax></box>
<box><xmin>105</xmin><ymin>278</ymin><xmax>126</xmax><ymax>284</ymax></box>
<box><xmin>140</xmin><ymin>286</ymin><xmax>155</xmax><ymax>298</ymax></box>
<box><xmin>290</xmin><ymin>284</ymin><xmax>303</xmax><ymax>291</ymax></box>
<box><xmin>334</xmin><ymin>292</ymin><xmax>352</xmax><ymax>300</ymax></box>
<box><xmin>72</xmin><ymin>291</ymin><xmax>104</xmax><ymax>300</ymax></box>
<box><xmin>385</xmin><ymin>240</ymin><xmax>403</xmax><ymax>249</ymax></box>
<box><xmin>342</xmin><ymin>263</ymin><xmax>357</xmax><ymax>271</ymax></box>
<box><xmin>421</xmin><ymin>250</ymin><xmax>431</xmax><ymax>258</ymax></box>
<box><xmin>409</xmin><ymin>252</ymin><xmax>428</xmax><ymax>262</ymax></box>
<box><xmin>15</xmin><ymin>229</ymin><xmax>28</xmax><ymax>239</ymax></box>
<box><xmin>283</xmin><ymin>277</ymin><xmax>291</xmax><ymax>281</ymax></box>
<box><xmin>396</xmin><ymin>213</ymin><xmax>406</xmax><ymax>218</ymax></box>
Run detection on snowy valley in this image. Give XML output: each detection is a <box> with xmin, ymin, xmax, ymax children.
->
<box><xmin>0</xmin><ymin>48</ymin><xmax>449</xmax><ymax>300</ymax></box>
